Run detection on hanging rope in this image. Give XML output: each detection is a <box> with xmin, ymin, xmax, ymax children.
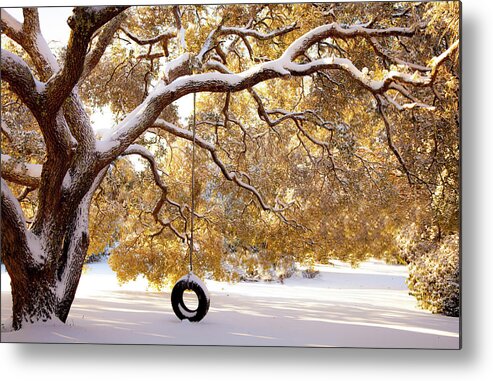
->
<box><xmin>171</xmin><ymin>93</ymin><xmax>210</xmax><ymax>322</ymax></box>
<box><xmin>189</xmin><ymin>92</ymin><xmax>197</xmax><ymax>273</ymax></box>
<box><xmin>170</xmin><ymin>91</ymin><xmax>210</xmax><ymax>323</ymax></box>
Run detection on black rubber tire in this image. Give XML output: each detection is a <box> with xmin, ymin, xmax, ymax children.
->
<box><xmin>171</xmin><ymin>276</ymin><xmax>210</xmax><ymax>322</ymax></box>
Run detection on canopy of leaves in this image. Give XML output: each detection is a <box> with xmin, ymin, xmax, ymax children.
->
<box><xmin>2</xmin><ymin>2</ymin><xmax>460</xmax><ymax>294</ymax></box>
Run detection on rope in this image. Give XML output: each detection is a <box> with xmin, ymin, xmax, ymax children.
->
<box><xmin>189</xmin><ymin>92</ymin><xmax>197</xmax><ymax>273</ymax></box>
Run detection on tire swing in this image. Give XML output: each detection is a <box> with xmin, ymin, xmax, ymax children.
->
<box><xmin>171</xmin><ymin>273</ymin><xmax>210</xmax><ymax>322</ymax></box>
<box><xmin>171</xmin><ymin>92</ymin><xmax>210</xmax><ymax>322</ymax></box>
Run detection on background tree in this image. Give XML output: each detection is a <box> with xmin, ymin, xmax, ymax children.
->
<box><xmin>1</xmin><ymin>2</ymin><xmax>459</xmax><ymax>330</ymax></box>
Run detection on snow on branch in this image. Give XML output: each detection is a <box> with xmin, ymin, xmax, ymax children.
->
<box><xmin>97</xmin><ymin>20</ymin><xmax>449</xmax><ymax>172</ymax></box>
<box><xmin>429</xmin><ymin>39</ymin><xmax>459</xmax><ymax>81</ymax></box>
<box><xmin>80</xmin><ymin>13</ymin><xmax>127</xmax><ymax>82</ymax></box>
<box><xmin>151</xmin><ymin>119</ymin><xmax>293</xmax><ymax>216</ymax></box>
<box><xmin>220</xmin><ymin>23</ymin><xmax>298</xmax><ymax>41</ymax></box>
<box><xmin>1</xmin><ymin>9</ymin><xmax>23</xmax><ymax>40</ymax></box>
<box><xmin>45</xmin><ymin>6</ymin><xmax>128</xmax><ymax>114</ymax></box>
<box><xmin>281</xmin><ymin>22</ymin><xmax>416</xmax><ymax>62</ymax></box>
<box><xmin>173</xmin><ymin>5</ymin><xmax>186</xmax><ymax>51</ymax></box>
<box><xmin>120</xmin><ymin>143</ymin><xmax>197</xmax><ymax>242</ymax></box>
<box><xmin>284</xmin><ymin>56</ymin><xmax>433</xmax><ymax>92</ymax></box>
<box><xmin>55</xmin><ymin>167</ymin><xmax>108</xmax><ymax>304</ymax></box>
<box><xmin>1</xmin><ymin>154</ymin><xmax>43</xmax><ymax>189</ymax></box>
<box><xmin>161</xmin><ymin>53</ymin><xmax>192</xmax><ymax>84</ymax></box>
<box><xmin>119</xmin><ymin>26</ymin><xmax>177</xmax><ymax>46</ymax></box>
<box><xmin>1</xmin><ymin>178</ymin><xmax>29</xmax><ymax>229</ymax></box>
<box><xmin>1</xmin><ymin>120</ymin><xmax>13</xmax><ymax>141</ymax></box>
<box><xmin>1</xmin><ymin>8</ymin><xmax>59</xmax><ymax>80</ymax></box>
<box><xmin>0</xmin><ymin>49</ymin><xmax>44</xmax><ymax>111</ymax></box>
<box><xmin>197</xmin><ymin>21</ymin><xmax>297</xmax><ymax>64</ymax></box>
<box><xmin>0</xmin><ymin>179</ymin><xmax>43</xmax><ymax>267</ymax></box>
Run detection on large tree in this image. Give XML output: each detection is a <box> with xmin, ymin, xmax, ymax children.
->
<box><xmin>1</xmin><ymin>3</ymin><xmax>459</xmax><ymax>330</ymax></box>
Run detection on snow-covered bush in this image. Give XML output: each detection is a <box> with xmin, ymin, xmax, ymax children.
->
<box><xmin>302</xmin><ymin>268</ymin><xmax>320</xmax><ymax>279</ymax></box>
<box><xmin>85</xmin><ymin>251</ymin><xmax>109</xmax><ymax>264</ymax></box>
<box><xmin>221</xmin><ymin>243</ymin><xmax>298</xmax><ymax>283</ymax></box>
<box><xmin>406</xmin><ymin>234</ymin><xmax>460</xmax><ymax>316</ymax></box>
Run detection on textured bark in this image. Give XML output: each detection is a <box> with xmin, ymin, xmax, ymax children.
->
<box><xmin>8</xmin><ymin>263</ymin><xmax>57</xmax><ymax>330</ymax></box>
<box><xmin>2</xmin><ymin>191</ymin><xmax>97</xmax><ymax>329</ymax></box>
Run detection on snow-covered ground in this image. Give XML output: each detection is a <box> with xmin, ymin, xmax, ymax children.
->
<box><xmin>0</xmin><ymin>259</ymin><xmax>459</xmax><ymax>348</ymax></box>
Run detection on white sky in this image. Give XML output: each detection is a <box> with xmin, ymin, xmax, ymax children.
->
<box><xmin>3</xmin><ymin>6</ymin><xmax>194</xmax><ymax>130</ymax></box>
<box><xmin>5</xmin><ymin>7</ymin><xmax>72</xmax><ymax>46</ymax></box>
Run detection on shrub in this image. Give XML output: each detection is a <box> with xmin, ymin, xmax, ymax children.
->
<box><xmin>406</xmin><ymin>234</ymin><xmax>460</xmax><ymax>316</ymax></box>
<box><xmin>85</xmin><ymin>251</ymin><xmax>109</xmax><ymax>264</ymax></box>
<box><xmin>302</xmin><ymin>268</ymin><xmax>320</xmax><ymax>279</ymax></box>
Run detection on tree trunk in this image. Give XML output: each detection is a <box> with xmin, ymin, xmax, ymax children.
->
<box><xmin>2</xmin><ymin>161</ymin><xmax>107</xmax><ymax>330</ymax></box>
<box><xmin>4</xmin><ymin>228</ymin><xmax>90</xmax><ymax>330</ymax></box>
<box><xmin>8</xmin><ymin>263</ymin><xmax>58</xmax><ymax>330</ymax></box>
<box><xmin>2</xmin><ymin>180</ymin><xmax>98</xmax><ymax>330</ymax></box>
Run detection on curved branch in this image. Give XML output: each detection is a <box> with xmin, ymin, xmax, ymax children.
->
<box><xmin>429</xmin><ymin>39</ymin><xmax>459</xmax><ymax>81</ymax></box>
<box><xmin>1</xmin><ymin>9</ymin><xmax>23</xmax><ymax>41</ymax></box>
<box><xmin>45</xmin><ymin>6</ymin><xmax>128</xmax><ymax>114</ymax></box>
<box><xmin>367</xmin><ymin>36</ymin><xmax>429</xmax><ymax>72</ymax></box>
<box><xmin>120</xmin><ymin>144</ymin><xmax>197</xmax><ymax>242</ymax></box>
<box><xmin>1</xmin><ymin>178</ymin><xmax>34</xmax><ymax>266</ymax></box>
<box><xmin>0</xmin><ymin>49</ymin><xmax>43</xmax><ymax>113</ymax></box>
<box><xmin>95</xmin><ymin>21</ymin><xmax>443</xmax><ymax>169</ymax></box>
<box><xmin>220</xmin><ymin>22</ymin><xmax>297</xmax><ymax>41</ymax></box>
<box><xmin>197</xmin><ymin>21</ymin><xmax>297</xmax><ymax>64</ymax></box>
<box><xmin>281</xmin><ymin>22</ymin><xmax>417</xmax><ymax>62</ymax></box>
<box><xmin>2</xmin><ymin>8</ymin><xmax>59</xmax><ymax>80</ymax></box>
<box><xmin>121</xmin><ymin>144</ymin><xmax>169</xmax><ymax>191</ymax></box>
<box><xmin>119</xmin><ymin>26</ymin><xmax>176</xmax><ymax>46</ymax></box>
<box><xmin>284</xmin><ymin>57</ymin><xmax>433</xmax><ymax>92</ymax></box>
<box><xmin>81</xmin><ymin>12</ymin><xmax>127</xmax><ymax>82</ymax></box>
<box><xmin>150</xmin><ymin>119</ymin><xmax>291</xmax><ymax>214</ymax></box>
<box><xmin>1</xmin><ymin>154</ymin><xmax>42</xmax><ymax>189</ymax></box>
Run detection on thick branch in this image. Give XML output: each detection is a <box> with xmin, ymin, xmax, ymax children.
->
<box><xmin>96</xmin><ymin>21</ymin><xmax>443</xmax><ymax>172</ymax></box>
<box><xmin>1</xmin><ymin>9</ymin><xmax>23</xmax><ymax>42</ymax></box>
<box><xmin>1</xmin><ymin>178</ymin><xmax>29</xmax><ymax>232</ymax></box>
<box><xmin>282</xmin><ymin>22</ymin><xmax>417</xmax><ymax>62</ymax></box>
<box><xmin>0</xmin><ymin>49</ymin><xmax>43</xmax><ymax>113</ymax></box>
<box><xmin>1</xmin><ymin>154</ymin><xmax>42</xmax><ymax>189</ymax></box>
<box><xmin>161</xmin><ymin>53</ymin><xmax>192</xmax><ymax>84</ymax></box>
<box><xmin>0</xmin><ymin>179</ymin><xmax>38</xmax><ymax>267</ymax></box>
<box><xmin>45</xmin><ymin>6</ymin><xmax>128</xmax><ymax>114</ymax></box>
<box><xmin>2</xmin><ymin>8</ymin><xmax>59</xmax><ymax>80</ymax></box>
<box><xmin>81</xmin><ymin>12</ymin><xmax>127</xmax><ymax>82</ymax></box>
